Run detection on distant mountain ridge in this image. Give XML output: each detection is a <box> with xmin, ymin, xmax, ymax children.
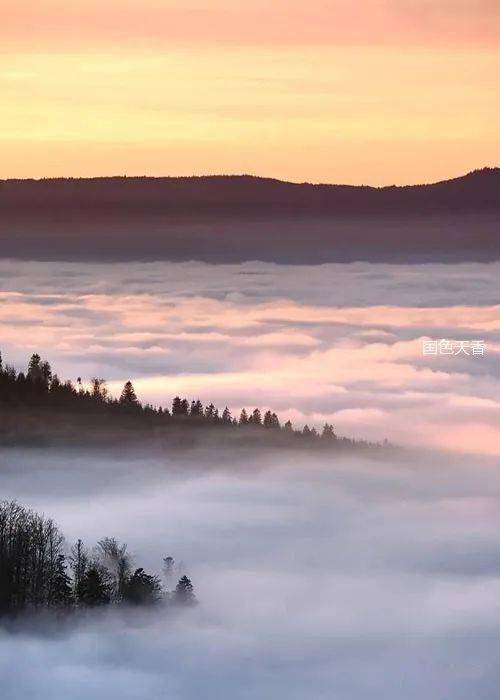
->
<box><xmin>0</xmin><ymin>168</ymin><xmax>498</xmax><ymax>263</ymax></box>
<box><xmin>1</xmin><ymin>167</ymin><xmax>499</xmax><ymax>216</ymax></box>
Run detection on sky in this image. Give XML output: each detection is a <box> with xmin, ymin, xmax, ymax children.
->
<box><xmin>2</xmin><ymin>0</ymin><xmax>499</xmax><ymax>184</ymax></box>
<box><xmin>1</xmin><ymin>259</ymin><xmax>498</xmax><ymax>456</ymax></box>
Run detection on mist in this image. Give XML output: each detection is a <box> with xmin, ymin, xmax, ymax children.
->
<box><xmin>1</xmin><ymin>259</ymin><xmax>499</xmax><ymax>454</ymax></box>
<box><xmin>2</xmin><ymin>445</ymin><xmax>500</xmax><ymax>699</ymax></box>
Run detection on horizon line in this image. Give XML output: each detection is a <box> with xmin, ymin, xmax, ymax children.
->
<box><xmin>1</xmin><ymin>166</ymin><xmax>498</xmax><ymax>190</ymax></box>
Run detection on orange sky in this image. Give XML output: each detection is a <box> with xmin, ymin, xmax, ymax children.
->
<box><xmin>1</xmin><ymin>0</ymin><xmax>499</xmax><ymax>184</ymax></box>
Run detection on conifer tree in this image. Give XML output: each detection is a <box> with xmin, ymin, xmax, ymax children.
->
<box><xmin>50</xmin><ymin>554</ymin><xmax>74</xmax><ymax>607</ymax></box>
<box><xmin>250</xmin><ymin>408</ymin><xmax>262</xmax><ymax>425</ymax></box>
<box><xmin>27</xmin><ymin>353</ymin><xmax>41</xmax><ymax>381</ymax></box>
<box><xmin>321</xmin><ymin>423</ymin><xmax>336</xmax><ymax>441</ymax></box>
<box><xmin>204</xmin><ymin>403</ymin><xmax>215</xmax><ymax>420</ymax></box>
<box><xmin>174</xmin><ymin>575</ymin><xmax>195</xmax><ymax>605</ymax></box>
<box><xmin>78</xmin><ymin>566</ymin><xmax>110</xmax><ymax>606</ymax></box>
<box><xmin>120</xmin><ymin>380</ymin><xmax>138</xmax><ymax>405</ymax></box>
<box><xmin>172</xmin><ymin>396</ymin><xmax>183</xmax><ymax>415</ymax></box>
<box><xmin>123</xmin><ymin>568</ymin><xmax>162</xmax><ymax>605</ymax></box>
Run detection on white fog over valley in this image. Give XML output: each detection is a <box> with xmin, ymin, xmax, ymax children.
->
<box><xmin>1</xmin><ymin>260</ymin><xmax>499</xmax><ymax>699</ymax></box>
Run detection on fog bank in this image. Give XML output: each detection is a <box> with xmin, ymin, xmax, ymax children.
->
<box><xmin>1</xmin><ymin>446</ymin><xmax>500</xmax><ymax>699</ymax></box>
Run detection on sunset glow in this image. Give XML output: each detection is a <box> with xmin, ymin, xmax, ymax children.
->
<box><xmin>2</xmin><ymin>0</ymin><xmax>499</xmax><ymax>183</ymax></box>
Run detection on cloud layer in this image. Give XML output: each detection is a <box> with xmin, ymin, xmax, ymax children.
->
<box><xmin>1</xmin><ymin>259</ymin><xmax>499</xmax><ymax>454</ymax></box>
<box><xmin>1</xmin><ymin>447</ymin><xmax>500</xmax><ymax>698</ymax></box>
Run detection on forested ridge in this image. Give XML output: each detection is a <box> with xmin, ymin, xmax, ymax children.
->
<box><xmin>1</xmin><ymin>170</ymin><xmax>498</xmax><ymax>264</ymax></box>
<box><xmin>0</xmin><ymin>350</ymin><xmax>376</xmax><ymax>449</ymax></box>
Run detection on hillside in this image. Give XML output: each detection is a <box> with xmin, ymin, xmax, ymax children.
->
<box><xmin>0</xmin><ymin>350</ymin><xmax>374</xmax><ymax>452</ymax></box>
<box><xmin>0</xmin><ymin>168</ymin><xmax>498</xmax><ymax>262</ymax></box>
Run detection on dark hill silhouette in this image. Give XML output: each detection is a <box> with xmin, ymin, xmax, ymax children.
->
<box><xmin>0</xmin><ymin>168</ymin><xmax>498</xmax><ymax>262</ymax></box>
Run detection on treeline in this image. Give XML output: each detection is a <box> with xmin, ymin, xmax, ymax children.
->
<box><xmin>0</xmin><ymin>351</ymin><xmax>338</xmax><ymax>443</ymax></box>
<box><xmin>0</xmin><ymin>500</ymin><xmax>195</xmax><ymax>616</ymax></box>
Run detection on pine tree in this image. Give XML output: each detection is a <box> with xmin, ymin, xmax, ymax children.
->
<box><xmin>239</xmin><ymin>408</ymin><xmax>249</xmax><ymax>425</ymax></box>
<box><xmin>174</xmin><ymin>575</ymin><xmax>195</xmax><ymax>605</ymax></box>
<box><xmin>123</xmin><ymin>568</ymin><xmax>162</xmax><ymax>605</ymax></box>
<box><xmin>120</xmin><ymin>380</ymin><xmax>138</xmax><ymax>405</ymax></box>
<box><xmin>250</xmin><ymin>408</ymin><xmax>262</xmax><ymax>425</ymax></box>
<box><xmin>321</xmin><ymin>423</ymin><xmax>336</xmax><ymax>441</ymax></box>
<box><xmin>204</xmin><ymin>403</ymin><xmax>215</xmax><ymax>420</ymax></box>
<box><xmin>172</xmin><ymin>396</ymin><xmax>183</xmax><ymax>415</ymax></box>
<box><xmin>284</xmin><ymin>420</ymin><xmax>293</xmax><ymax>432</ymax></box>
<box><xmin>222</xmin><ymin>407</ymin><xmax>232</xmax><ymax>424</ymax></box>
<box><xmin>50</xmin><ymin>554</ymin><xmax>74</xmax><ymax>607</ymax></box>
<box><xmin>190</xmin><ymin>399</ymin><xmax>204</xmax><ymax>417</ymax></box>
<box><xmin>263</xmin><ymin>410</ymin><xmax>273</xmax><ymax>428</ymax></box>
<box><xmin>40</xmin><ymin>360</ymin><xmax>52</xmax><ymax>384</ymax></box>
<box><xmin>78</xmin><ymin>566</ymin><xmax>110</xmax><ymax>606</ymax></box>
<box><xmin>27</xmin><ymin>353</ymin><xmax>41</xmax><ymax>381</ymax></box>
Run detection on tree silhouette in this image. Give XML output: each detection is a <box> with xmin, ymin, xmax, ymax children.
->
<box><xmin>321</xmin><ymin>423</ymin><xmax>336</xmax><ymax>441</ymax></box>
<box><xmin>91</xmin><ymin>378</ymin><xmax>108</xmax><ymax>401</ymax></box>
<box><xmin>204</xmin><ymin>403</ymin><xmax>216</xmax><ymax>420</ymax></box>
<box><xmin>172</xmin><ymin>396</ymin><xmax>183</xmax><ymax>415</ymax></box>
<box><xmin>50</xmin><ymin>554</ymin><xmax>74</xmax><ymax>607</ymax></box>
<box><xmin>70</xmin><ymin>539</ymin><xmax>88</xmax><ymax>600</ymax></box>
<box><xmin>120</xmin><ymin>380</ymin><xmax>138</xmax><ymax>405</ymax></box>
<box><xmin>250</xmin><ymin>408</ymin><xmax>262</xmax><ymax>425</ymax></box>
<box><xmin>174</xmin><ymin>575</ymin><xmax>195</xmax><ymax>605</ymax></box>
<box><xmin>190</xmin><ymin>399</ymin><xmax>203</xmax><ymax>417</ymax></box>
<box><xmin>95</xmin><ymin>537</ymin><xmax>131</xmax><ymax>600</ymax></box>
<box><xmin>27</xmin><ymin>353</ymin><xmax>41</xmax><ymax>381</ymax></box>
<box><xmin>162</xmin><ymin>556</ymin><xmax>175</xmax><ymax>586</ymax></box>
<box><xmin>78</xmin><ymin>566</ymin><xmax>110</xmax><ymax>606</ymax></box>
<box><xmin>0</xmin><ymin>500</ymin><xmax>63</xmax><ymax>612</ymax></box>
<box><xmin>123</xmin><ymin>568</ymin><xmax>162</xmax><ymax>606</ymax></box>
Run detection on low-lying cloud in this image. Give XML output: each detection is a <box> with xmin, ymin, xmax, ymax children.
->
<box><xmin>1</xmin><ymin>446</ymin><xmax>500</xmax><ymax>699</ymax></box>
<box><xmin>1</xmin><ymin>260</ymin><xmax>498</xmax><ymax>454</ymax></box>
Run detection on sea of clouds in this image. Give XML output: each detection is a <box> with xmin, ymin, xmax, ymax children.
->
<box><xmin>1</xmin><ymin>446</ymin><xmax>500</xmax><ymax>699</ymax></box>
<box><xmin>1</xmin><ymin>259</ymin><xmax>500</xmax><ymax>698</ymax></box>
<box><xmin>0</xmin><ymin>259</ymin><xmax>498</xmax><ymax>453</ymax></box>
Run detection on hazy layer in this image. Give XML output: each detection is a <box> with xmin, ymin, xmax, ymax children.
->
<box><xmin>1</xmin><ymin>259</ymin><xmax>498</xmax><ymax>454</ymax></box>
<box><xmin>1</xmin><ymin>447</ymin><xmax>500</xmax><ymax>699</ymax></box>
